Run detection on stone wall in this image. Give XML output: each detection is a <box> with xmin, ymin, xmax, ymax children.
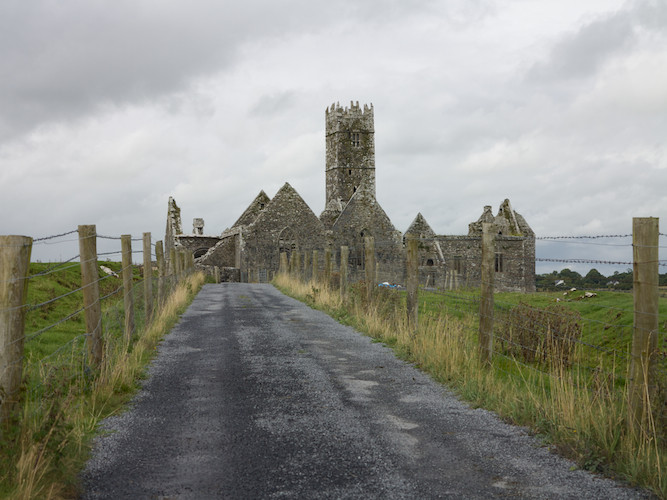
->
<box><xmin>164</xmin><ymin>196</ymin><xmax>183</xmax><ymax>259</ymax></box>
<box><xmin>197</xmin><ymin>231</ymin><xmax>240</xmax><ymax>269</ymax></box>
<box><xmin>232</xmin><ymin>191</ymin><xmax>271</xmax><ymax>229</ymax></box>
<box><xmin>330</xmin><ymin>182</ymin><xmax>403</xmax><ymax>283</ymax></box>
<box><xmin>176</xmin><ymin>235</ymin><xmax>223</xmax><ymax>258</ymax></box>
<box><xmin>430</xmin><ymin>234</ymin><xmax>535</xmax><ymax>292</ymax></box>
<box><xmin>241</xmin><ymin>182</ymin><xmax>327</xmax><ymax>275</ymax></box>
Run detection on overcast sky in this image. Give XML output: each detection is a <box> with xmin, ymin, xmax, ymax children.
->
<box><xmin>1</xmin><ymin>0</ymin><xmax>665</xmax><ymax>275</ymax></box>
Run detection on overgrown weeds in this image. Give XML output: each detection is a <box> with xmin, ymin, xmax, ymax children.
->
<box><xmin>496</xmin><ymin>302</ymin><xmax>583</xmax><ymax>368</ymax></box>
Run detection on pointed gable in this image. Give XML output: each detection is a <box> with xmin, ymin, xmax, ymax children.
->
<box><xmin>496</xmin><ymin>199</ymin><xmax>533</xmax><ymax>236</ymax></box>
<box><xmin>244</xmin><ymin>182</ymin><xmax>326</xmax><ymax>260</ymax></box>
<box><xmin>405</xmin><ymin>213</ymin><xmax>436</xmax><ymax>239</ymax></box>
<box><xmin>332</xmin><ymin>181</ymin><xmax>396</xmax><ymax>235</ymax></box>
<box><xmin>331</xmin><ymin>180</ymin><xmax>399</xmax><ymax>249</ymax></box>
<box><xmin>252</xmin><ymin>183</ymin><xmax>318</xmax><ymax>229</ymax></box>
<box><xmin>232</xmin><ymin>190</ymin><xmax>271</xmax><ymax>229</ymax></box>
<box><xmin>468</xmin><ymin>205</ymin><xmax>495</xmax><ymax>235</ymax></box>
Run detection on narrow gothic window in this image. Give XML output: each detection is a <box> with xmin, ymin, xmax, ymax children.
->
<box><xmin>495</xmin><ymin>253</ymin><xmax>504</xmax><ymax>273</ymax></box>
<box><xmin>351</xmin><ymin>132</ymin><xmax>360</xmax><ymax>147</ymax></box>
<box><xmin>348</xmin><ymin>169</ymin><xmax>352</xmax><ymax>175</ymax></box>
<box><xmin>454</xmin><ymin>255</ymin><xmax>463</xmax><ymax>274</ymax></box>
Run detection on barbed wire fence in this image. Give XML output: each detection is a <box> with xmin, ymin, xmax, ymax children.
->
<box><xmin>275</xmin><ymin>218</ymin><xmax>664</xmax><ymax>442</ymax></box>
<box><xmin>0</xmin><ymin>226</ymin><xmax>197</xmax><ymax>430</ymax></box>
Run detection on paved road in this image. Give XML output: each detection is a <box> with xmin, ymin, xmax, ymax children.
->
<box><xmin>81</xmin><ymin>284</ymin><xmax>650</xmax><ymax>499</ymax></box>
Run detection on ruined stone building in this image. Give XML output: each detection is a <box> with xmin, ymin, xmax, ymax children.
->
<box><xmin>166</xmin><ymin>102</ymin><xmax>535</xmax><ymax>292</ymax></box>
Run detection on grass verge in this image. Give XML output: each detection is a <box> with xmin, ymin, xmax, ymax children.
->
<box><xmin>1</xmin><ymin>271</ymin><xmax>205</xmax><ymax>499</ymax></box>
<box><xmin>274</xmin><ymin>274</ymin><xmax>665</xmax><ymax>499</ymax></box>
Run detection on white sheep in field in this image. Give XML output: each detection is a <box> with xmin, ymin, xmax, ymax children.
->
<box><xmin>100</xmin><ymin>265</ymin><xmax>119</xmax><ymax>278</ymax></box>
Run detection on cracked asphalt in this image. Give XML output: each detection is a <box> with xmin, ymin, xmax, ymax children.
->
<box><xmin>80</xmin><ymin>283</ymin><xmax>652</xmax><ymax>499</ymax></box>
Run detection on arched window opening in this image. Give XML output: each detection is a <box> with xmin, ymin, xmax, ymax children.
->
<box><xmin>348</xmin><ymin>230</ymin><xmax>372</xmax><ymax>270</ymax></box>
<box><xmin>278</xmin><ymin>227</ymin><xmax>297</xmax><ymax>261</ymax></box>
<box><xmin>193</xmin><ymin>248</ymin><xmax>209</xmax><ymax>259</ymax></box>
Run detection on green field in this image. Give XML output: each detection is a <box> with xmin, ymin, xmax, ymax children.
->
<box><xmin>24</xmin><ymin>261</ymin><xmax>145</xmax><ymax>361</ymax></box>
<box><xmin>420</xmin><ymin>288</ymin><xmax>667</xmax><ymax>375</ymax></box>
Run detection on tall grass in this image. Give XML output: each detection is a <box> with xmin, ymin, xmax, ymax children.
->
<box><xmin>274</xmin><ymin>274</ymin><xmax>666</xmax><ymax>498</ymax></box>
<box><xmin>1</xmin><ymin>271</ymin><xmax>205</xmax><ymax>499</ymax></box>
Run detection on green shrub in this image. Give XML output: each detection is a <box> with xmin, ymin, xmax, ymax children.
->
<box><xmin>497</xmin><ymin>302</ymin><xmax>583</xmax><ymax>368</ymax></box>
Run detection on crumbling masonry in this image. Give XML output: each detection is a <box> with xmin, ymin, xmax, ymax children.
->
<box><xmin>166</xmin><ymin>102</ymin><xmax>535</xmax><ymax>292</ymax></box>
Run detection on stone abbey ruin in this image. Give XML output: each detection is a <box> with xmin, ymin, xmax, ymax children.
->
<box><xmin>166</xmin><ymin>102</ymin><xmax>536</xmax><ymax>292</ymax></box>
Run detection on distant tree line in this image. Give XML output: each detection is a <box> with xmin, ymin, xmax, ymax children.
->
<box><xmin>536</xmin><ymin>268</ymin><xmax>667</xmax><ymax>291</ymax></box>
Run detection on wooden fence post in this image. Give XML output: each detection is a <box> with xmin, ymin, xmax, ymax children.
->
<box><xmin>364</xmin><ymin>236</ymin><xmax>376</xmax><ymax>305</ymax></box>
<box><xmin>629</xmin><ymin>217</ymin><xmax>659</xmax><ymax>435</ymax></box>
<box><xmin>340</xmin><ymin>246</ymin><xmax>349</xmax><ymax>301</ymax></box>
<box><xmin>312</xmin><ymin>250</ymin><xmax>319</xmax><ymax>284</ymax></box>
<box><xmin>479</xmin><ymin>222</ymin><xmax>495</xmax><ymax>365</ymax></box>
<box><xmin>155</xmin><ymin>240</ymin><xmax>165</xmax><ymax>308</ymax></box>
<box><xmin>121</xmin><ymin>235</ymin><xmax>135</xmax><ymax>343</ymax></box>
<box><xmin>294</xmin><ymin>252</ymin><xmax>301</xmax><ymax>280</ymax></box>
<box><xmin>324</xmin><ymin>248</ymin><xmax>332</xmax><ymax>288</ymax></box>
<box><xmin>143</xmin><ymin>232</ymin><xmax>153</xmax><ymax>324</ymax></box>
<box><xmin>406</xmin><ymin>235</ymin><xmax>418</xmax><ymax>331</ymax></box>
<box><xmin>169</xmin><ymin>248</ymin><xmax>177</xmax><ymax>287</ymax></box>
<box><xmin>289</xmin><ymin>251</ymin><xmax>296</xmax><ymax>277</ymax></box>
<box><xmin>303</xmin><ymin>251</ymin><xmax>311</xmax><ymax>283</ymax></box>
<box><xmin>280</xmin><ymin>252</ymin><xmax>288</xmax><ymax>275</ymax></box>
<box><xmin>0</xmin><ymin>235</ymin><xmax>32</xmax><ymax>426</ymax></box>
<box><xmin>78</xmin><ymin>226</ymin><xmax>103</xmax><ymax>367</ymax></box>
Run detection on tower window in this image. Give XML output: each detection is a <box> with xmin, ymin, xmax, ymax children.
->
<box><xmin>351</xmin><ymin>132</ymin><xmax>360</xmax><ymax>147</ymax></box>
<box><xmin>348</xmin><ymin>169</ymin><xmax>352</xmax><ymax>175</ymax></box>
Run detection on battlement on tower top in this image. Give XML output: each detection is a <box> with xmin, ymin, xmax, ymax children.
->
<box><xmin>326</xmin><ymin>101</ymin><xmax>374</xmax><ymax>133</ymax></box>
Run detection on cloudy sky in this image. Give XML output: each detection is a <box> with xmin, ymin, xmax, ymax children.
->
<box><xmin>1</xmin><ymin>0</ymin><xmax>665</xmax><ymax>274</ymax></box>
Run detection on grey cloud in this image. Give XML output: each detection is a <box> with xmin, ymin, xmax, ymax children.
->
<box><xmin>0</xmin><ymin>1</ymin><xmax>339</xmax><ymax>142</ymax></box>
<box><xmin>634</xmin><ymin>0</ymin><xmax>667</xmax><ymax>30</ymax></box>
<box><xmin>250</xmin><ymin>91</ymin><xmax>297</xmax><ymax>117</ymax></box>
<box><xmin>0</xmin><ymin>0</ymin><xmax>448</xmax><ymax>143</ymax></box>
<box><xmin>1</xmin><ymin>1</ymin><xmax>237</xmax><ymax>140</ymax></box>
<box><xmin>526</xmin><ymin>9</ymin><xmax>635</xmax><ymax>82</ymax></box>
<box><xmin>526</xmin><ymin>0</ymin><xmax>667</xmax><ymax>84</ymax></box>
<box><xmin>350</xmin><ymin>0</ymin><xmax>494</xmax><ymax>27</ymax></box>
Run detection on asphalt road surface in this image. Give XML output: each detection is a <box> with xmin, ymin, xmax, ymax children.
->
<box><xmin>81</xmin><ymin>283</ymin><xmax>651</xmax><ymax>499</ymax></box>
